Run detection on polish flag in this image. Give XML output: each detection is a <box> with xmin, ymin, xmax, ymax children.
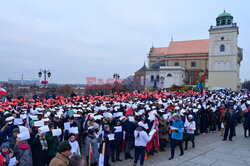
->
<box><xmin>0</xmin><ymin>88</ymin><xmax>7</xmax><ymax>96</ymax></box>
<box><xmin>125</xmin><ymin>105</ymin><xmax>133</xmax><ymax>117</ymax></box>
<box><xmin>89</xmin><ymin>143</ymin><xmax>92</xmax><ymax>161</ymax></box>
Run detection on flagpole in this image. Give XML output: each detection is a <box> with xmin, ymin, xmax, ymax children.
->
<box><xmin>89</xmin><ymin>142</ymin><xmax>91</xmax><ymax>166</ymax></box>
<box><xmin>102</xmin><ymin>143</ymin><xmax>105</xmax><ymax>156</ymax></box>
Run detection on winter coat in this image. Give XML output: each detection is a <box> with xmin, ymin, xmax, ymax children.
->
<box><xmin>112</xmin><ymin>125</ymin><xmax>123</xmax><ymax>145</ymax></box>
<box><xmin>14</xmin><ymin>145</ymin><xmax>33</xmax><ymax>166</ymax></box>
<box><xmin>49</xmin><ymin>153</ymin><xmax>70</xmax><ymax>166</ymax></box>
<box><xmin>45</xmin><ymin>132</ymin><xmax>59</xmax><ymax>157</ymax></box>
<box><xmin>68</xmin><ymin>140</ymin><xmax>81</xmax><ymax>158</ymax></box>
<box><xmin>171</xmin><ymin>119</ymin><xmax>184</xmax><ymax>140</ymax></box>
<box><xmin>32</xmin><ymin>135</ymin><xmax>48</xmax><ymax>166</ymax></box>
<box><xmin>85</xmin><ymin>135</ymin><xmax>99</xmax><ymax>163</ymax></box>
<box><xmin>243</xmin><ymin>111</ymin><xmax>250</xmax><ymax>129</ymax></box>
<box><xmin>159</xmin><ymin>119</ymin><xmax>168</xmax><ymax>139</ymax></box>
<box><xmin>0</xmin><ymin>124</ymin><xmax>14</xmax><ymax>143</ymax></box>
<box><xmin>123</xmin><ymin>120</ymin><xmax>135</xmax><ymax>141</ymax></box>
<box><xmin>103</xmin><ymin>131</ymin><xmax>113</xmax><ymax>156</ymax></box>
<box><xmin>223</xmin><ymin>112</ymin><xmax>236</xmax><ymax>126</ymax></box>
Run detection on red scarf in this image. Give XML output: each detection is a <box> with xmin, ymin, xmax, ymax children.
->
<box><xmin>19</xmin><ymin>143</ymin><xmax>30</xmax><ymax>150</ymax></box>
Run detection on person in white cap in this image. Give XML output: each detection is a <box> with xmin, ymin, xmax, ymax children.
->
<box><xmin>184</xmin><ymin>114</ymin><xmax>196</xmax><ymax>150</ymax></box>
<box><xmin>133</xmin><ymin>121</ymin><xmax>152</xmax><ymax>166</ymax></box>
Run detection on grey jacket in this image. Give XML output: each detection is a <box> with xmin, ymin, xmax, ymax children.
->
<box><xmin>14</xmin><ymin>145</ymin><xmax>33</xmax><ymax>166</ymax></box>
<box><xmin>85</xmin><ymin>135</ymin><xmax>99</xmax><ymax>163</ymax></box>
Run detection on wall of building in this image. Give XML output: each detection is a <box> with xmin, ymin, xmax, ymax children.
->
<box><xmin>208</xmin><ymin>26</ymin><xmax>241</xmax><ymax>90</ymax></box>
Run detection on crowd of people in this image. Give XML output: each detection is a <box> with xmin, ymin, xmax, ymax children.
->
<box><xmin>0</xmin><ymin>89</ymin><xmax>249</xmax><ymax>166</ymax></box>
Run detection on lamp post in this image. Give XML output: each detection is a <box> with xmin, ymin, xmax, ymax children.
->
<box><xmin>113</xmin><ymin>73</ymin><xmax>120</xmax><ymax>92</ymax></box>
<box><xmin>38</xmin><ymin>69</ymin><xmax>51</xmax><ymax>88</ymax></box>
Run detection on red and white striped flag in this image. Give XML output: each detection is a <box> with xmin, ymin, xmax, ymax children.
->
<box><xmin>0</xmin><ymin>88</ymin><xmax>7</xmax><ymax>96</ymax></box>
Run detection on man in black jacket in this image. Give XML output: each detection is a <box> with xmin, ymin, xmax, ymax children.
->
<box><xmin>222</xmin><ymin>108</ymin><xmax>236</xmax><ymax>141</ymax></box>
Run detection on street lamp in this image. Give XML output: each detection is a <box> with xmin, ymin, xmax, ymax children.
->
<box><xmin>113</xmin><ymin>73</ymin><xmax>120</xmax><ymax>92</ymax></box>
<box><xmin>38</xmin><ymin>69</ymin><xmax>51</xmax><ymax>87</ymax></box>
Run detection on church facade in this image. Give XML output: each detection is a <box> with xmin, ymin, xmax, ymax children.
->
<box><xmin>135</xmin><ymin>11</ymin><xmax>243</xmax><ymax>91</ymax></box>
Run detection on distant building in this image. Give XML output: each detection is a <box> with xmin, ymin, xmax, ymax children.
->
<box><xmin>134</xmin><ymin>63</ymin><xmax>147</xmax><ymax>89</ymax></box>
<box><xmin>135</xmin><ymin>11</ymin><xmax>243</xmax><ymax>90</ymax></box>
<box><xmin>8</xmin><ymin>78</ymin><xmax>40</xmax><ymax>85</ymax></box>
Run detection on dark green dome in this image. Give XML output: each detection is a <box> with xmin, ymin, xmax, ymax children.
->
<box><xmin>217</xmin><ymin>11</ymin><xmax>233</xmax><ymax>18</ymax></box>
<box><xmin>216</xmin><ymin>10</ymin><xmax>233</xmax><ymax>26</ymax></box>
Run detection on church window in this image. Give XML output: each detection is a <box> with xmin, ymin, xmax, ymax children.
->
<box><xmin>221</xmin><ymin>37</ymin><xmax>224</xmax><ymax>40</ymax></box>
<box><xmin>222</xmin><ymin>20</ymin><xmax>226</xmax><ymax>25</ymax></box>
<box><xmin>156</xmin><ymin>75</ymin><xmax>160</xmax><ymax>82</ymax></box>
<box><xmin>220</xmin><ymin>44</ymin><xmax>225</xmax><ymax>52</ymax></box>
<box><xmin>174</xmin><ymin>62</ymin><xmax>179</xmax><ymax>66</ymax></box>
<box><xmin>191</xmin><ymin>62</ymin><xmax>196</xmax><ymax>67</ymax></box>
<box><xmin>167</xmin><ymin>74</ymin><xmax>172</xmax><ymax>77</ymax></box>
<box><xmin>151</xmin><ymin>75</ymin><xmax>154</xmax><ymax>82</ymax></box>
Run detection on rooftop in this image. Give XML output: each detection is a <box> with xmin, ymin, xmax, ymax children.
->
<box><xmin>150</xmin><ymin>39</ymin><xmax>209</xmax><ymax>57</ymax></box>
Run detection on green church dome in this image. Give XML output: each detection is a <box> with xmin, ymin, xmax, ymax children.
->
<box><xmin>216</xmin><ymin>10</ymin><xmax>234</xmax><ymax>26</ymax></box>
<box><xmin>217</xmin><ymin>11</ymin><xmax>233</xmax><ymax>18</ymax></box>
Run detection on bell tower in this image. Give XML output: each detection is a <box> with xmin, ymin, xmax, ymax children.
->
<box><xmin>207</xmin><ymin>11</ymin><xmax>243</xmax><ymax>91</ymax></box>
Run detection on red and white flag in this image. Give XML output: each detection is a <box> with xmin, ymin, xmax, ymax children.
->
<box><xmin>0</xmin><ymin>88</ymin><xmax>7</xmax><ymax>96</ymax></box>
<box><xmin>125</xmin><ymin>105</ymin><xmax>133</xmax><ymax>117</ymax></box>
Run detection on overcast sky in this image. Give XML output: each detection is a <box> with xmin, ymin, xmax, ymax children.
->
<box><xmin>0</xmin><ymin>0</ymin><xmax>249</xmax><ymax>84</ymax></box>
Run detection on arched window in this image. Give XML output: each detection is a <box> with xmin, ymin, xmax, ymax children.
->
<box><xmin>156</xmin><ymin>75</ymin><xmax>160</xmax><ymax>82</ymax></box>
<box><xmin>151</xmin><ymin>75</ymin><xmax>154</xmax><ymax>82</ymax></box>
<box><xmin>220</xmin><ymin>44</ymin><xmax>225</xmax><ymax>52</ymax></box>
<box><xmin>227</xmin><ymin>20</ymin><xmax>231</xmax><ymax>24</ymax></box>
<box><xmin>167</xmin><ymin>74</ymin><xmax>172</xmax><ymax>77</ymax></box>
<box><xmin>222</xmin><ymin>20</ymin><xmax>226</xmax><ymax>25</ymax></box>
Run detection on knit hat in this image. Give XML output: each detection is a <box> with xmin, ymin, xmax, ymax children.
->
<box><xmin>93</xmin><ymin>123</ymin><xmax>99</xmax><ymax>129</ymax></box>
<box><xmin>69</xmin><ymin>133</ymin><xmax>75</xmax><ymax>139</ymax></box>
<box><xmin>0</xmin><ymin>142</ymin><xmax>10</xmax><ymax>149</ymax></box>
<box><xmin>13</xmin><ymin>128</ymin><xmax>20</xmax><ymax>133</ymax></box>
<box><xmin>58</xmin><ymin>141</ymin><xmax>71</xmax><ymax>153</ymax></box>
<box><xmin>48</xmin><ymin>123</ymin><xmax>54</xmax><ymax>129</ymax></box>
<box><xmin>104</xmin><ymin>125</ymin><xmax>109</xmax><ymax>131</ymax></box>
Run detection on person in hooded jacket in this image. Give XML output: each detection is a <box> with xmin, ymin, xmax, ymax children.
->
<box><xmin>85</xmin><ymin>128</ymin><xmax>99</xmax><ymax>166</ymax></box>
<box><xmin>14</xmin><ymin>137</ymin><xmax>33</xmax><ymax>166</ymax></box>
<box><xmin>123</xmin><ymin>116</ymin><xmax>136</xmax><ymax>159</ymax></box>
<box><xmin>0</xmin><ymin>142</ymin><xmax>13</xmax><ymax>166</ymax></box>
<box><xmin>111</xmin><ymin>119</ymin><xmax>123</xmax><ymax>162</ymax></box>
<box><xmin>169</xmin><ymin>113</ymin><xmax>184</xmax><ymax>160</ymax></box>
<box><xmin>45</xmin><ymin>123</ymin><xmax>59</xmax><ymax>165</ymax></box>
<box><xmin>184</xmin><ymin>114</ymin><xmax>196</xmax><ymax>150</ymax></box>
<box><xmin>158</xmin><ymin>116</ymin><xmax>168</xmax><ymax>151</ymax></box>
<box><xmin>133</xmin><ymin>121</ymin><xmax>152</xmax><ymax>166</ymax></box>
<box><xmin>103</xmin><ymin>125</ymin><xmax>113</xmax><ymax>166</ymax></box>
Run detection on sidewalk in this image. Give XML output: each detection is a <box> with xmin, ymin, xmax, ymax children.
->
<box><xmin>112</xmin><ymin>124</ymin><xmax>250</xmax><ymax>166</ymax></box>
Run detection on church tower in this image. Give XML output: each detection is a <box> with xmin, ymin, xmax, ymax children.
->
<box><xmin>208</xmin><ymin>11</ymin><xmax>243</xmax><ymax>91</ymax></box>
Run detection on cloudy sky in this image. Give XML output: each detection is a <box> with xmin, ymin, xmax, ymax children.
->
<box><xmin>0</xmin><ymin>0</ymin><xmax>249</xmax><ymax>84</ymax></box>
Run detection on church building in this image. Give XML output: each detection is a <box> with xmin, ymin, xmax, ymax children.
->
<box><xmin>134</xmin><ymin>11</ymin><xmax>243</xmax><ymax>91</ymax></box>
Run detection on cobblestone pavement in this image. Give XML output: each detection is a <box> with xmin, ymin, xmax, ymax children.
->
<box><xmin>110</xmin><ymin>124</ymin><xmax>250</xmax><ymax>166</ymax></box>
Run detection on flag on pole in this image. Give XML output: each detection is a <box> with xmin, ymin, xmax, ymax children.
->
<box><xmin>0</xmin><ymin>88</ymin><xmax>7</xmax><ymax>96</ymax></box>
<box><xmin>89</xmin><ymin>143</ymin><xmax>92</xmax><ymax>166</ymax></box>
<box><xmin>125</xmin><ymin>105</ymin><xmax>133</xmax><ymax>117</ymax></box>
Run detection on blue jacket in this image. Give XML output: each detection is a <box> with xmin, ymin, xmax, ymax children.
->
<box><xmin>171</xmin><ymin>119</ymin><xmax>184</xmax><ymax>140</ymax></box>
